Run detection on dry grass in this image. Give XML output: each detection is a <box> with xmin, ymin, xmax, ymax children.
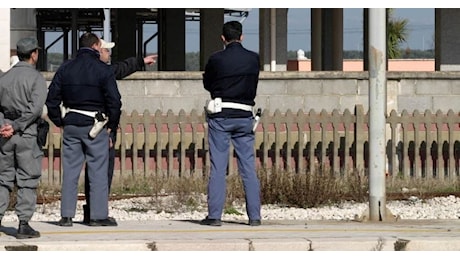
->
<box><xmin>385</xmin><ymin>177</ymin><xmax>460</xmax><ymax>198</ymax></box>
<box><xmin>103</xmin><ymin>167</ymin><xmax>371</xmax><ymax>208</ymax></box>
<box><xmin>258</xmin><ymin>167</ymin><xmax>369</xmax><ymax>208</ymax></box>
<box><xmin>7</xmin><ymin>168</ymin><xmax>460</xmax><ymax>211</ymax></box>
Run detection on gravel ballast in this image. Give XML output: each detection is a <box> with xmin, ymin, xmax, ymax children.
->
<box><xmin>2</xmin><ymin>194</ymin><xmax>460</xmax><ymax>222</ymax></box>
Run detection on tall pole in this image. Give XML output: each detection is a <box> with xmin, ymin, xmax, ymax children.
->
<box><xmin>270</xmin><ymin>8</ymin><xmax>276</xmax><ymax>71</ymax></box>
<box><xmin>71</xmin><ymin>9</ymin><xmax>78</xmax><ymax>58</ymax></box>
<box><xmin>103</xmin><ymin>8</ymin><xmax>111</xmax><ymax>42</ymax></box>
<box><xmin>368</xmin><ymin>8</ymin><xmax>387</xmax><ymax>221</ymax></box>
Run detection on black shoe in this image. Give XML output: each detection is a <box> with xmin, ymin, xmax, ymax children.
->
<box><xmin>89</xmin><ymin>218</ymin><xmax>118</xmax><ymax>226</ymax></box>
<box><xmin>17</xmin><ymin>221</ymin><xmax>40</xmax><ymax>239</ymax></box>
<box><xmin>58</xmin><ymin>217</ymin><xmax>73</xmax><ymax>227</ymax></box>
<box><xmin>83</xmin><ymin>204</ymin><xmax>90</xmax><ymax>224</ymax></box>
<box><xmin>200</xmin><ymin>217</ymin><xmax>222</xmax><ymax>226</ymax></box>
<box><xmin>82</xmin><ymin>203</ymin><xmax>115</xmax><ymax>225</ymax></box>
<box><xmin>249</xmin><ymin>219</ymin><xmax>261</xmax><ymax>226</ymax></box>
<box><xmin>89</xmin><ymin>216</ymin><xmax>115</xmax><ymax>224</ymax></box>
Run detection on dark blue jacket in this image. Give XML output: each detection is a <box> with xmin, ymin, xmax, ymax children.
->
<box><xmin>46</xmin><ymin>48</ymin><xmax>122</xmax><ymax>131</ymax></box>
<box><xmin>203</xmin><ymin>42</ymin><xmax>260</xmax><ymax>118</ymax></box>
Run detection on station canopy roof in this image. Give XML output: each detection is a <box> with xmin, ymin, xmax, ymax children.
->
<box><xmin>36</xmin><ymin>8</ymin><xmax>251</xmax><ymax>32</ymax></box>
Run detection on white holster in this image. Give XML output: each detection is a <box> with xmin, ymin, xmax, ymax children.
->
<box><xmin>205</xmin><ymin>98</ymin><xmax>253</xmax><ymax>114</ymax></box>
<box><xmin>89</xmin><ymin>115</ymin><xmax>109</xmax><ymax>138</ymax></box>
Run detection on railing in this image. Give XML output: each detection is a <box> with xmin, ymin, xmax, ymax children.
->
<box><xmin>40</xmin><ymin>105</ymin><xmax>460</xmax><ymax>187</ymax></box>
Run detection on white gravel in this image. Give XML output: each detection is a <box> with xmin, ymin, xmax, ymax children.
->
<box><xmin>2</xmin><ymin>194</ymin><xmax>460</xmax><ymax>222</ymax></box>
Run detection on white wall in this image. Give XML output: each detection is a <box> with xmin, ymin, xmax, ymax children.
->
<box><xmin>0</xmin><ymin>8</ymin><xmax>10</xmax><ymax>72</ymax></box>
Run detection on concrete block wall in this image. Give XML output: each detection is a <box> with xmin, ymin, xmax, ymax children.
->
<box><xmin>42</xmin><ymin>71</ymin><xmax>460</xmax><ymax>115</ymax></box>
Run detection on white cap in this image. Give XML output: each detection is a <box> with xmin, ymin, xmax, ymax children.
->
<box><xmin>100</xmin><ymin>39</ymin><xmax>115</xmax><ymax>49</ymax></box>
<box><xmin>10</xmin><ymin>55</ymin><xmax>19</xmax><ymax>67</ymax></box>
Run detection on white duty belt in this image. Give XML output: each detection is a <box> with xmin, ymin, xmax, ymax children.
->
<box><xmin>66</xmin><ymin>108</ymin><xmax>98</xmax><ymax>118</ymax></box>
<box><xmin>205</xmin><ymin>98</ymin><xmax>253</xmax><ymax>114</ymax></box>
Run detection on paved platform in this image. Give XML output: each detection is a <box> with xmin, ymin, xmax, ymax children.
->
<box><xmin>1</xmin><ymin>219</ymin><xmax>460</xmax><ymax>251</ymax></box>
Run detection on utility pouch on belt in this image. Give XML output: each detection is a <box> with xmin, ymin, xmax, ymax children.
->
<box><xmin>205</xmin><ymin>98</ymin><xmax>223</xmax><ymax>114</ymax></box>
<box><xmin>89</xmin><ymin>111</ymin><xmax>108</xmax><ymax>138</ymax></box>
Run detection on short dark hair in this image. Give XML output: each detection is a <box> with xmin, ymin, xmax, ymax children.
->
<box><xmin>79</xmin><ymin>32</ymin><xmax>100</xmax><ymax>48</ymax></box>
<box><xmin>222</xmin><ymin>21</ymin><xmax>242</xmax><ymax>42</ymax></box>
<box><xmin>17</xmin><ymin>51</ymin><xmax>33</xmax><ymax>61</ymax></box>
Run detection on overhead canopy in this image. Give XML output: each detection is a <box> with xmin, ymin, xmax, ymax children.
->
<box><xmin>36</xmin><ymin>8</ymin><xmax>250</xmax><ymax>32</ymax></box>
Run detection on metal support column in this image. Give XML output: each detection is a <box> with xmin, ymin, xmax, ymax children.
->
<box><xmin>368</xmin><ymin>8</ymin><xmax>387</xmax><ymax>221</ymax></box>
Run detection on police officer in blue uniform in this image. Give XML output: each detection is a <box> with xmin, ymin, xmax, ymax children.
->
<box><xmin>201</xmin><ymin>21</ymin><xmax>262</xmax><ymax>226</ymax></box>
<box><xmin>46</xmin><ymin>32</ymin><xmax>122</xmax><ymax>227</ymax></box>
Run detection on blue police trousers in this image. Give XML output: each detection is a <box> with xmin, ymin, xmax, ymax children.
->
<box><xmin>61</xmin><ymin>125</ymin><xmax>109</xmax><ymax>220</ymax></box>
<box><xmin>206</xmin><ymin>117</ymin><xmax>261</xmax><ymax>221</ymax></box>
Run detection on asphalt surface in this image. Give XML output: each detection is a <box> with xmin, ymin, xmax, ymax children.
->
<box><xmin>1</xmin><ymin>219</ymin><xmax>460</xmax><ymax>251</ymax></box>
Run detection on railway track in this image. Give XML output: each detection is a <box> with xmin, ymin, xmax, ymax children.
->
<box><xmin>35</xmin><ymin>194</ymin><xmax>152</xmax><ymax>204</ymax></box>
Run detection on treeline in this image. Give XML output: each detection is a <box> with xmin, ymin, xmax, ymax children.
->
<box><xmin>46</xmin><ymin>52</ymin><xmax>200</xmax><ymax>71</ymax></box>
<box><xmin>287</xmin><ymin>49</ymin><xmax>435</xmax><ymax>59</ymax></box>
<box><xmin>46</xmin><ymin>49</ymin><xmax>435</xmax><ymax>72</ymax></box>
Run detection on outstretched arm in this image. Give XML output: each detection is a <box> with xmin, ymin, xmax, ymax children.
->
<box><xmin>111</xmin><ymin>54</ymin><xmax>158</xmax><ymax>80</ymax></box>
